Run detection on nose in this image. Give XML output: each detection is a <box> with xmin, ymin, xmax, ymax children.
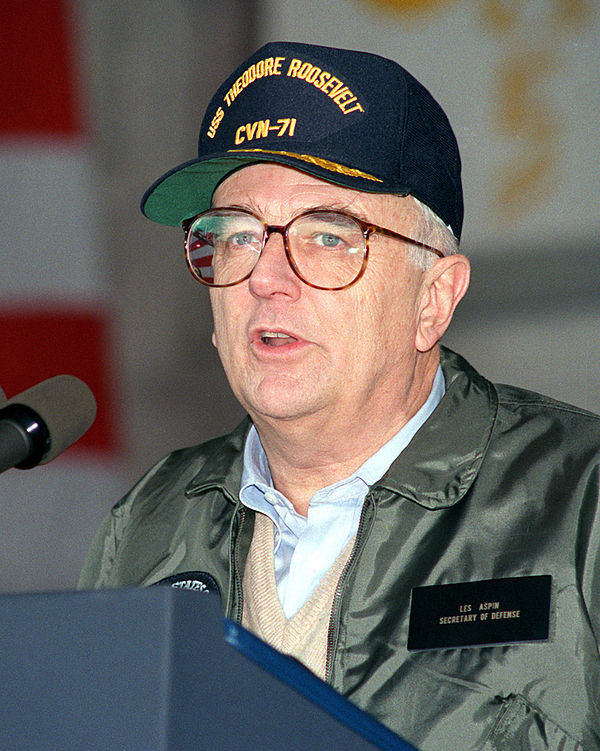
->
<box><xmin>247</xmin><ymin>228</ymin><xmax>302</xmax><ymax>301</ymax></box>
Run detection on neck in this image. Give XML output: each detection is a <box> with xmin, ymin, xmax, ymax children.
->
<box><xmin>251</xmin><ymin>350</ymin><xmax>440</xmax><ymax>515</ymax></box>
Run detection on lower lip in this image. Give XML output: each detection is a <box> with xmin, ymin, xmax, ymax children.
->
<box><xmin>252</xmin><ymin>337</ymin><xmax>308</xmax><ymax>357</ymax></box>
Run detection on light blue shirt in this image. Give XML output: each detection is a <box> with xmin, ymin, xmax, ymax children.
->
<box><xmin>239</xmin><ymin>366</ymin><xmax>445</xmax><ymax>617</ymax></box>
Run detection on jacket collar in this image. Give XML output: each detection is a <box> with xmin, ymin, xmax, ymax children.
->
<box><xmin>375</xmin><ymin>347</ymin><xmax>498</xmax><ymax>509</ymax></box>
<box><xmin>184</xmin><ymin>418</ymin><xmax>251</xmax><ymax>501</ymax></box>
<box><xmin>185</xmin><ymin>347</ymin><xmax>498</xmax><ymax>511</ymax></box>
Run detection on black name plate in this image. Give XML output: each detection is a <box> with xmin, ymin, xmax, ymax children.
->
<box><xmin>407</xmin><ymin>575</ymin><xmax>551</xmax><ymax>651</ymax></box>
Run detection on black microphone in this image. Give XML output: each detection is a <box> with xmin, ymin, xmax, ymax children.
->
<box><xmin>0</xmin><ymin>376</ymin><xmax>97</xmax><ymax>474</ymax></box>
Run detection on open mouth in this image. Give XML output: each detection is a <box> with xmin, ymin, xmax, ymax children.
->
<box><xmin>260</xmin><ymin>331</ymin><xmax>299</xmax><ymax>347</ymax></box>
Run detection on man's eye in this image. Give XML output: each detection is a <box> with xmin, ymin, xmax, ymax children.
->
<box><xmin>230</xmin><ymin>230</ymin><xmax>259</xmax><ymax>246</ymax></box>
<box><xmin>316</xmin><ymin>232</ymin><xmax>343</xmax><ymax>248</ymax></box>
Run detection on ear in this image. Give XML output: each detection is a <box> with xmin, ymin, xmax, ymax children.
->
<box><xmin>211</xmin><ymin>331</ymin><xmax>218</xmax><ymax>348</ymax></box>
<box><xmin>415</xmin><ymin>254</ymin><xmax>470</xmax><ymax>352</ymax></box>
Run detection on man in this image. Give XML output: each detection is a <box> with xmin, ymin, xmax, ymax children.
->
<box><xmin>80</xmin><ymin>42</ymin><xmax>600</xmax><ymax>749</ymax></box>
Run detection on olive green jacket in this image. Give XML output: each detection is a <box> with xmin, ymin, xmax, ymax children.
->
<box><xmin>79</xmin><ymin>348</ymin><xmax>600</xmax><ymax>750</ymax></box>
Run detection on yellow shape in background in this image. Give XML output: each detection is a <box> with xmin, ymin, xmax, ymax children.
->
<box><xmin>360</xmin><ymin>0</ymin><xmax>453</xmax><ymax>12</ymax></box>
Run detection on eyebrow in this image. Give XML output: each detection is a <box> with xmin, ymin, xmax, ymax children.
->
<box><xmin>210</xmin><ymin>200</ymin><xmax>372</xmax><ymax>224</ymax></box>
<box><xmin>305</xmin><ymin>203</ymin><xmax>371</xmax><ymax>222</ymax></box>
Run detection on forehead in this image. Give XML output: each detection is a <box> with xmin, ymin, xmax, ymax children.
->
<box><xmin>212</xmin><ymin>163</ymin><xmax>417</xmax><ymax>226</ymax></box>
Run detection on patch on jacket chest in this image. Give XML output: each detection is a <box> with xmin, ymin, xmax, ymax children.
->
<box><xmin>407</xmin><ymin>575</ymin><xmax>551</xmax><ymax>650</ymax></box>
<box><xmin>152</xmin><ymin>571</ymin><xmax>221</xmax><ymax>597</ymax></box>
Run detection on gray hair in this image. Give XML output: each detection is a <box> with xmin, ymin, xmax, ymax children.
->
<box><xmin>405</xmin><ymin>196</ymin><xmax>460</xmax><ymax>271</ymax></box>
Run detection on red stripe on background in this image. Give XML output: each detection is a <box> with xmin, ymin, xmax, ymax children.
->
<box><xmin>0</xmin><ymin>0</ymin><xmax>80</xmax><ymax>136</ymax></box>
<box><xmin>0</xmin><ymin>306</ymin><xmax>120</xmax><ymax>457</ymax></box>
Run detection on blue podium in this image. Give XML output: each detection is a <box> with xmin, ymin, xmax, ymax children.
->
<box><xmin>0</xmin><ymin>587</ymin><xmax>416</xmax><ymax>750</ymax></box>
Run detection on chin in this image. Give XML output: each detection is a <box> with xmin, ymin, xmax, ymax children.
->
<box><xmin>233</xmin><ymin>369</ymin><xmax>334</xmax><ymax>423</ymax></box>
<box><xmin>248</xmin><ymin>399</ymin><xmax>318</xmax><ymax>423</ymax></box>
<box><xmin>243</xmin><ymin>389</ymin><xmax>326</xmax><ymax>424</ymax></box>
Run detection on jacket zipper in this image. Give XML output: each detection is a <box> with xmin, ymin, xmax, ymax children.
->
<box><xmin>324</xmin><ymin>491</ymin><xmax>377</xmax><ymax>684</ymax></box>
<box><xmin>227</xmin><ymin>504</ymin><xmax>246</xmax><ymax>623</ymax></box>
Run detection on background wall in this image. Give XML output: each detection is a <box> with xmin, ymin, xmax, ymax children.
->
<box><xmin>0</xmin><ymin>0</ymin><xmax>598</xmax><ymax>593</ymax></box>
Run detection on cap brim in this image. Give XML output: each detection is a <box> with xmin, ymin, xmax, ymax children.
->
<box><xmin>141</xmin><ymin>151</ymin><xmax>391</xmax><ymax>227</ymax></box>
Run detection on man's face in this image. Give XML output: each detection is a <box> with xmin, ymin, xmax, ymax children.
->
<box><xmin>209</xmin><ymin>164</ymin><xmax>433</xmax><ymax>431</ymax></box>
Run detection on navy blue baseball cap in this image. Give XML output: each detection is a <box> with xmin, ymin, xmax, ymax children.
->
<box><xmin>141</xmin><ymin>41</ymin><xmax>463</xmax><ymax>239</ymax></box>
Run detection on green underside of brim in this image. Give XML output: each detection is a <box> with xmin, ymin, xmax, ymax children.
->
<box><xmin>141</xmin><ymin>154</ymin><xmax>393</xmax><ymax>227</ymax></box>
<box><xmin>141</xmin><ymin>158</ymin><xmax>252</xmax><ymax>226</ymax></box>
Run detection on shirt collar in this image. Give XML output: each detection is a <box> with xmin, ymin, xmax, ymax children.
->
<box><xmin>357</xmin><ymin>365</ymin><xmax>445</xmax><ymax>485</ymax></box>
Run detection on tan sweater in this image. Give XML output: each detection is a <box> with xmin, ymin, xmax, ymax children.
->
<box><xmin>242</xmin><ymin>512</ymin><xmax>355</xmax><ymax>680</ymax></box>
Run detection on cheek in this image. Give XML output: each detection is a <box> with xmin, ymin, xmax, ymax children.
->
<box><xmin>209</xmin><ymin>289</ymin><xmax>254</xmax><ymax>378</ymax></box>
<box><xmin>355</xmin><ymin>267</ymin><xmax>422</xmax><ymax>346</ymax></box>
<box><xmin>209</xmin><ymin>291</ymin><xmax>234</xmax><ymax>355</ymax></box>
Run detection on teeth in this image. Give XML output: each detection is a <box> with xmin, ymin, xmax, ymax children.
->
<box><xmin>261</xmin><ymin>331</ymin><xmax>297</xmax><ymax>346</ymax></box>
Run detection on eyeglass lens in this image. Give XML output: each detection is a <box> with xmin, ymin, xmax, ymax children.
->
<box><xmin>185</xmin><ymin>209</ymin><xmax>366</xmax><ymax>289</ymax></box>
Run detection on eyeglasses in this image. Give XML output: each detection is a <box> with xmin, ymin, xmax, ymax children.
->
<box><xmin>183</xmin><ymin>207</ymin><xmax>444</xmax><ymax>290</ymax></box>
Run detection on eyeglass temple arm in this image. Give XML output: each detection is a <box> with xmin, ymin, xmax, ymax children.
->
<box><xmin>367</xmin><ymin>224</ymin><xmax>444</xmax><ymax>258</ymax></box>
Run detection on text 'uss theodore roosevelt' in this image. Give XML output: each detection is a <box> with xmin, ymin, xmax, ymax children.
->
<box><xmin>207</xmin><ymin>56</ymin><xmax>365</xmax><ymax>139</ymax></box>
